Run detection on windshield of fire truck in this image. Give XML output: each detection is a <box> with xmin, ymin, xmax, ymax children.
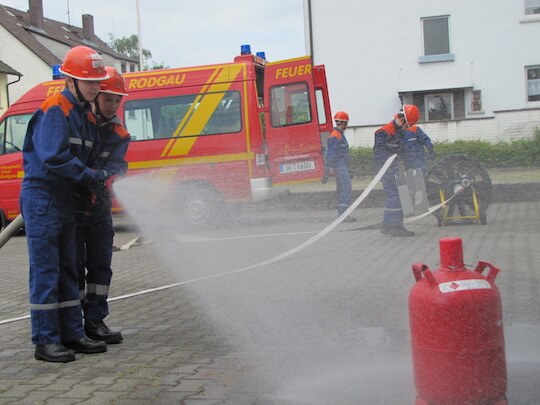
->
<box><xmin>0</xmin><ymin>114</ymin><xmax>31</xmax><ymax>155</ymax></box>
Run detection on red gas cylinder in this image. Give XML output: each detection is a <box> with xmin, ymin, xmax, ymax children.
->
<box><xmin>409</xmin><ymin>237</ymin><xmax>507</xmax><ymax>405</ymax></box>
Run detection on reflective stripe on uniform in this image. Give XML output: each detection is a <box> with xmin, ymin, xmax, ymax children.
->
<box><xmin>100</xmin><ymin>151</ymin><xmax>110</xmax><ymax>157</ymax></box>
<box><xmin>30</xmin><ymin>299</ymin><xmax>81</xmax><ymax>310</ymax></box>
<box><xmin>69</xmin><ymin>137</ymin><xmax>82</xmax><ymax>145</ymax></box>
<box><xmin>86</xmin><ymin>283</ymin><xmax>110</xmax><ymax>296</ymax></box>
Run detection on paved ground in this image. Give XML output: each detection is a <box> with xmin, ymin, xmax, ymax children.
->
<box><xmin>0</xmin><ymin>189</ymin><xmax>539</xmax><ymax>403</ymax></box>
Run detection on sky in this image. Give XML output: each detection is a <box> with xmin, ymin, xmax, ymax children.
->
<box><xmin>2</xmin><ymin>0</ymin><xmax>308</xmax><ymax>67</ymax></box>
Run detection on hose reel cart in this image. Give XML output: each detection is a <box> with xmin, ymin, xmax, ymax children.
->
<box><xmin>425</xmin><ymin>155</ymin><xmax>493</xmax><ymax>226</ymax></box>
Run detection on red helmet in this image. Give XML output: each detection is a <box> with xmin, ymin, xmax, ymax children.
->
<box><xmin>100</xmin><ymin>66</ymin><xmax>128</xmax><ymax>96</ymax></box>
<box><xmin>59</xmin><ymin>46</ymin><xmax>109</xmax><ymax>81</ymax></box>
<box><xmin>401</xmin><ymin>104</ymin><xmax>420</xmax><ymax>126</ymax></box>
<box><xmin>334</xmin><ymin>111</ymin><xmax>350</xmax><ymax>122</ymax></box>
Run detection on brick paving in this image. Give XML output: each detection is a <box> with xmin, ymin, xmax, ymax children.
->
<box><xmin>0</xmin><ymin>197</ymin><xmax>539</xmax><ymax>404</ymax></box>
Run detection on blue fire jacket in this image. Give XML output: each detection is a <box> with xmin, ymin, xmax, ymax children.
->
<box><xmin>22</xmin><ymin>89</ymin><xmax>101</xmax><ymax>185</ymax></box>
<box><xmin>373</xmin><ymin>120</ymin><xmax>403</xmax><ymax>171</ymax></box>
<box><xmin>95</xmin><ymin>115</ymin><xmax>130</xmax><ymax>177</ymax></box>
<box><xmin>325</xmin><ymin>127</ymin><xmax>350</xmax><ymax>172</ymax></box>
<box><xmin>402</xmin><ymin>125</ymin><xmax>434</xmax><ymax>171</ymax></box>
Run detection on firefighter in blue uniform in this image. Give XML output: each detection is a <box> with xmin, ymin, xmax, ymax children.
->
<box><xmin>402</xmin><ymin>124</ymin><xmax>435</xmax><ymax>174</ymax></box>
<box><xmin>20</xmin><ymin>46</ymin><xmax>109</xmax><ymax>362</ymax></box>
<box><xmin>322</xmin><ymin>111</ymin><xmax>356</xmax><ymax>222</ymax></box>
<box><xmin>77</xmin><ymin>66</ymin><xmax>130</xmax><ymax>344</ymax></box>
<box><xmin>374</xmin><ymin>104</ymin><xmax>427</xmax><ymax>236</ymax></box>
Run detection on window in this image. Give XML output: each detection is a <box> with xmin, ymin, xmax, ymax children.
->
<box><xmin>315</xmin><ymin>89</ymin><xmax>327</xmax><ymax>126</ymax></box>
<box><xmin>124</xmin><ymin>91</ymin><xmax>241</xmax><ymax>140</ymax></box>
<box><xmin>525</xmin><ymin>0</ymin><xmax>540</xmax><ymax>15</ymax></box>
<box><xmin>270</xmin><ymin>82</ymin><xmax>312</xmax><ymax>127</ymax></box>
<box><xmin>527</xmin><ymin>67</ymin><xmax>540</xmax><ymax>102</ymax></box>
<box><xmin>471</xmin><ymin>90</ymin><xmax>483</xmax><ymax>112</ymax></box>
<box><xmin>0</xmin><ymin>114</ymin><xmax>32</xmax><ymax>155</ymax></box>
<box><xmin>419</xmin><ymin>16</ymin><xmax>454</xmax><ymax>63</ymax></box>
<box><xmin>121</xmin><ymin>62</ymin><xmax>127</xmax><ymax>73</ymax></box>
<box><xmin>425</xmin><ymin>93</ymin><xmax>454</xmax><ymax>120</ymax></box>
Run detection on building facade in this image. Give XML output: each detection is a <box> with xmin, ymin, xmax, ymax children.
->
<box><xmin>0</xmin><ymin>0</ymin><xmax>138</xmax><ymax>112</ymax></box>
<box><xmin>304</xmin><ymin>0</ymin><xmax>540</xmax><ymax>146</ymax></box>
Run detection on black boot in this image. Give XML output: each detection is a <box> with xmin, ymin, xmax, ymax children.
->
<box><xmin>389</xmin><ymin>226</ymin><xmax>415</xmax><ymax>237</ymax></box>
<box><xmin>63</xmin><ymin>336</ymin><xmax>107</xmax><ymax>353</ymax></box>
<box><xmin>85</xmin><ymin>320</ymin><xmax>123</xmax><ymax>344</ymax></box>
<box><xmin>380</xmin><ymin>224</ymin><xmax>415</xmax><ymax>237</ymax></box>
<box><xmin>35</xmin><ymin>343</ymin><xmax>75</xmax><ymax>363</ymax></box>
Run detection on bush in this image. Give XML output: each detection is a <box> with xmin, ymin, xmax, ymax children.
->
<box><xmin>349</xmin><ymin>129</ymin><xmax>540</xmax><ymax>175</ymax></box>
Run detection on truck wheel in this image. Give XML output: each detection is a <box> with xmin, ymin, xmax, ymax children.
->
<box><xmin>179</xmin><ymin>184</ymin><xmax>223</xmax><ymax>227</ymax></box>
<box><xmin>0</xmin><ymin>210</ymin><xmax>7</xmax><ymax>232</ymax></box>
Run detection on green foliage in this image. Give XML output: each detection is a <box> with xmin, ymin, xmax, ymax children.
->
<box><xmin>349</xmin><ymin>130</ymin><xmax>540</xmax><ymax>175</ymax></box>
<box><xmin>108</xmin><ymin>34</ymin><xmax>169</xmax><ymax>71</ymax></box>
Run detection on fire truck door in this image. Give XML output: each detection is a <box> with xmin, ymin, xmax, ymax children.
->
<box><xmin>263</xmin><ymin>57</ymin><xmax>325</xmax><ymax>185</ymax></box>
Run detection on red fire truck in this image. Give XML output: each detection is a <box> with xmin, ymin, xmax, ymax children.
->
<box><xmin>0</xmin><ymin>47</ymin><xmax>333</xmax><ymax>228</ymax></box>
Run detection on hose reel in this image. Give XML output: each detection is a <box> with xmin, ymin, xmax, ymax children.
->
<box><xmin>425</xmin><ymin>155</ymin><xmax>492</xmax><ymax>226</ymax></box>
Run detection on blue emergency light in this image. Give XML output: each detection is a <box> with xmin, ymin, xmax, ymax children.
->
<box><xmin>256</xmin><ymin>51</ymin><xmax>266</xmax><ymax>60</ymax></box>
<box><xmin>240</xmin><ymin>44</ymin><xmax>251</xmax><ymax>55</ymax></box>
<box><xmin>52</xmin><ymin>64</ymin><xmax>63</xmax><ymax>80</ymax></box>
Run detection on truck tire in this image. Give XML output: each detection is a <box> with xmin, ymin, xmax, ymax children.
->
<box><xmin>178</xmin><ymin>184</ymin><xmax>223</xmax><ymax>228</ymax></box>
<box><xmin>0</xmin><ymin>210</ymin><xmax>7</xmax><ymax>232</ymax></box>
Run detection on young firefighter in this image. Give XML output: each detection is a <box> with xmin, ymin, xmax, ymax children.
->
<box><xmin>402</xmin><ymin>123</ymin><xmax>436</xmax><ymax>174</ymax></box>
<box><xmin>322</xmin><ymin>111</ymin><xmax>356</xmax><ymax>222</ymax></box>
<box><xmin>20</xmin><ymin>46</ymin><xmax>109</xmax><ymax>362</ymax></box>
<box><xmin>77</xmin><ymin>66</ymin><xmax>130</xmax><ymax>344</ymax></box>
<box><xmin>373</xmin><ymin>104</ymin><xmax>423</xmax><ymax>237</ymax></box>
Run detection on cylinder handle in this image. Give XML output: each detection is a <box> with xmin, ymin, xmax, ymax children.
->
<box><xmin>412</xmin><ymin>263</ymin><xmax>438</xmax><ymax>287</ymax></box>
<box><xmin>474</xmin><ymin>261</ymin><xmax>500</xmax><ymax>283</ymax></box>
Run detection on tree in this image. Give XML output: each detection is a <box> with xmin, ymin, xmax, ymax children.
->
<box><xmin>108</xmin><ymin>34</ymin><xmax>168</xmax><ymax>70</ymax></box>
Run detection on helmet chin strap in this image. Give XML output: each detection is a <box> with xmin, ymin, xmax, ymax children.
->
<box><xmin>73</xmin><ymin>78</ymin><xmax>96</xmax><ymax>106</ymax></box>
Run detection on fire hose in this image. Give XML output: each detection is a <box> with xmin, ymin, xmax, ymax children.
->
<box><xmin>0</xmin><ymin>214</ymin><xmax>24</xmax><ymax>250</ymax></box>
<box><xmin>0</xmin><ymin>154</ymin><xmax>465</xmax><ymax>326</ymax></box>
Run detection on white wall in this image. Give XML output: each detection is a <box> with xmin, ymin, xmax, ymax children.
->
<box><xmin>347</xmin><ymin>108</ymin><xmax>540</xmax><ymax>148</ymax></box>
<box><xmin>305</xmin><ymin>0</ymin><xmax>540</xmax><ymax>133</ymax></box>
<box><xmin>0</xmin><ymin>24</ymin><xmax>52</xmax><ymax>106</ymax></box>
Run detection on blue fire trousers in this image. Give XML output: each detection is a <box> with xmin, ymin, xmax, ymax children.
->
<box><xmin>381</xmin><ymin>166</ymin><xmax>403</xmax><ymax>226</ymax></box>
<box><xmin>20</xmin><ymin>181</ymin><xmax>84</xmax><ymax>345</ymax></box>
<box><xmin>335</xmin><ymin>164</ymin><xmax>352</xmax><ymax>215</ymax></box>
<box><xmin>76</xmin><ymin>193</ymin><xmax>114</xmax><ymax>321</ymax></box>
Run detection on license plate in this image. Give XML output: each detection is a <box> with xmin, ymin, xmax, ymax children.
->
<box><xmin>279</xmin><ymin>160</ymin><xmax>316</xmax><ymax>174</ymax></box>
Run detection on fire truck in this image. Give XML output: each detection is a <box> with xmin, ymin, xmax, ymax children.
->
<box><xmin>0</xmin><ymin>46</ymin><xmax>333</xmax><ymax>229</ymax></box>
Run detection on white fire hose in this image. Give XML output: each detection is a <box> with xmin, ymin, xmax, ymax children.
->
<box><xmin>1</xmin><ymin>154</ymin><xmax>463</xmax><ymax>325</ymax></box>
<box><xmin>0</xmin><ymin>214</ymin><xmax>24</xmax><ymax>250</ymax></box>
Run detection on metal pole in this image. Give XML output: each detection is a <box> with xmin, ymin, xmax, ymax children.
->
<box><xmin>0</xmin><ymin>214</ymin><xmax>24</xmax><ymax>250</ymax></box>
<box><xmin>136</xmin><ymin>0</ymin><xmax>144</xmax><ymax>70</ymax></box>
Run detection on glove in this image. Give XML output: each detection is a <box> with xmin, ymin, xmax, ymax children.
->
<box><xmin>92</xmin><ymin>169</ymin><xmax>108</xmax><ymax>183</ymax></box>
<box><xmin>427</xmin><ymin>148</ymin><xmax>437</xmax><ymax>160</ymax></box>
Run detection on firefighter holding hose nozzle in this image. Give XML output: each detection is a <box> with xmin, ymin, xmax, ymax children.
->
<box><xmin>374</xmin><ymin>104</ymin><xmax>435</xmax><ymax>236</ymax></box>
<box><xmin>76</xmin><ymin>66</ymin><xmax>130</xmax><ymax>345</ymax></box>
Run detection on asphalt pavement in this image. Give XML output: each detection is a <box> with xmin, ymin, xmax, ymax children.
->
<box><xmin>0</xmin><ymin>181</ymin><xmax>539</xmax><ymax>404</ymax></box>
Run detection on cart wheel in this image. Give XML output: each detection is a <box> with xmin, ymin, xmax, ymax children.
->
<box><xmin>425</xmin><ymin>155</ymin><xmax>492</xmax><ymax>225</ymax></box>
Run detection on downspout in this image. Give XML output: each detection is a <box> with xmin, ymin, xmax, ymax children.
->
<box><xmin>6</xmin><ymin>75</ymin><xmax>22</xmax><ymax>107</ymax></box>
<box><xmin>307</xmin><ymin>0</ymin><xmax>314</xmax><ymax>65</ymax></box>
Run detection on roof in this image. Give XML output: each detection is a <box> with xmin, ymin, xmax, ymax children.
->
<box><xmin>0</xmin><ymin>59</ymin><xmax>21</xmax><ymax>76</ymax></box>
<box><xmin>0</xmin><ymin>4</ymin><xmax>137</xmax><ymax>67</ymax></box>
